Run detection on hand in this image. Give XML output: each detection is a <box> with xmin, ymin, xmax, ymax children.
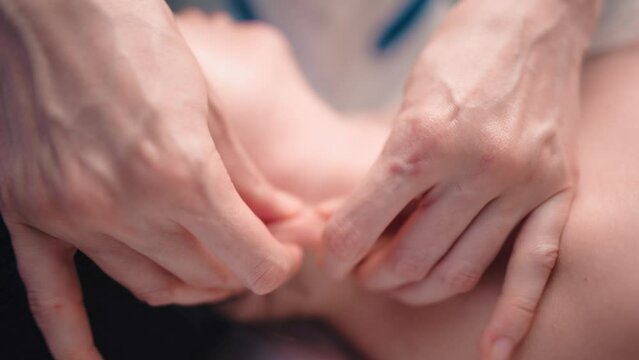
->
<box><xmin>0</xmin><ymin>1</ymin><xmax>301</xmax><ymax>359</ymax></box>
<box><xmin>323</xmin><ymin>0</ymin><xmax>600</xmax><ymax>358</ymax></box>
<box><xmin>175</xmin><ymin>10</ymin><xmax>386</xmax><ymax>203</ymax></box>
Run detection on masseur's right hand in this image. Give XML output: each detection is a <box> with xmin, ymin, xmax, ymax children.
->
<box><xmin>0</xmin><ymin>1</ymin><xmax>302</xmax><ymax>359</ymax></box>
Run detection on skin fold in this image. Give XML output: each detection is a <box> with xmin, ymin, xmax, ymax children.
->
<box><xmin>178</xmin><ymin>12</ymin><xmax>639</xmax><ymax>360</ymax></box>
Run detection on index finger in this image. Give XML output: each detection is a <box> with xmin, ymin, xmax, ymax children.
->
<box><xmin>9</xmin><ymin>223</ymin><xmax>102</xmax><ymax>360</ymax></box>
<box><xmin>322</xmin><ymin>153</ymin><xmax>434</xmax><ymax>278</ymax></box>
<box><xmin>481</xmin><ymin>190</ymin><xmax>572</xmax><ymax>360</ymax></box>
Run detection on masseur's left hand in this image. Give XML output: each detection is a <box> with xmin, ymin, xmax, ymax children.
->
<box><xmin>324</xmin><ymin>0</ymin><xmax>601</xmax><ymax>358</ymax></box>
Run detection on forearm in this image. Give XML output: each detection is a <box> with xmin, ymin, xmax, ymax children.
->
<box><xmin>411</xmin><ymin>0</ymin><xmax>602</xmax><ymax>115</ymax></box>
<box><xmin>0</xmin><ymin>0</ymin><xmax>175</xmax><ymax>56</ymax></box>
<box><xmin>440</xmin><ymin>0</ymin><xmax>602</xmax><ymax>55</ymax></box>
<box><xmin>0</xmin><ymin>0</ymin><xmax>169</xmax><ymax>23</ymax></box>
<box><xmin>0</xmin><ymin>0</ymin><xmax>191</xmax><ymax>133</ymax></box>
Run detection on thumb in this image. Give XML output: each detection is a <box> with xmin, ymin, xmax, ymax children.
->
<box><xmin>206</xmin><ymin>97</ymin><xmax>303</xmax><ymax>222</ymax></box>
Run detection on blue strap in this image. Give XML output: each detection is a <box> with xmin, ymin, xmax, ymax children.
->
<box><xmin>376</xmin><ymin>0</ymin><xmax>431</xmax><ymax>53</ymax></box>
<box><xmin>229</xmin><ymin>0</ymin><xmax>431</xmax><ymax>54</ymax></box>
<box><xmin>230</xmin><ymin>0</ymin><xmax>258</xmax><ymax>21</ymax></box>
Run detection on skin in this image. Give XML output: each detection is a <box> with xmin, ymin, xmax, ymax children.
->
<box><xmin>178</xmin><ymin>13</ymin><xmax>639</xmax><ymax>360</ymax></box>
<box><xmin>0</xmin><ymin>1</ymin><xmax>304</xmax><ymax>359</ymax></box>
<box><xmin>322</xmin><ymin>1</ymin><xmax>602</xmax><ymax>357</ymax></box>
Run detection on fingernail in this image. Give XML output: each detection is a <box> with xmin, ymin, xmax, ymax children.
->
<box><xmin>491</xmin><ymin>338</ymin><xmax>514</xmax><ymax>360</ymax></box>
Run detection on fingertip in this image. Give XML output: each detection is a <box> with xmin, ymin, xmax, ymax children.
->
<box><xmin>249</xmin><ymin>242</ymin><xmax>304</xmax><ymax>296</ymax></box>
<box><xmin>490</xmin><ymin>337</ymin><xmax>515</xmax><ymax>360</ymax></box>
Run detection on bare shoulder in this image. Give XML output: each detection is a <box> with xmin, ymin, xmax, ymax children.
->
<box><xmin>517</xmin><ymin>45</ymin><xmax>639</xmax><ymax>359</ymax></box>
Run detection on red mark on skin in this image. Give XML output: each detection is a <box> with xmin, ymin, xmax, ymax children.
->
<box><xmin>388</xmin><ymin>161</ymin><xmax>406</xmax><ymax>176</ymax></box>
<box><xmin>388</xmin><ymin>159</ymin><xmax>420</xmax><ymax>177</ymax></box>
<box><xmin>387</xmin><ymin>149</ymin><xmax>428</xmax><ymax>177</ymax></box>
<box><xmin>407</xmin><ymin>151</ymin><xmax>423</xmax><ymax>165</ymax></box>
<box><xmin>474</xmin><ymin>153</ymin><xmax>496</xmax><ymax>177</ymax></box>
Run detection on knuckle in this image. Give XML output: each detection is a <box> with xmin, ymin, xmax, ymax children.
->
<box><xmin>8</xmin><ymin>186</ymin><xmax>56</xmax><ymax>222</ymax></box>
<box><xmin>505</xmin><ymin>295</ymin><xmax>537</xmax><ymax>322</ymax></box>
<box><xmin>442</xmin><ymin>265</ymin><xmax>482</xmax><ymax>294</ymax></box>
<box><xmin>128</xmin><ymin>138</ymin><xmax>194</xmax><ymax>188</ymax></box>
<box><xmin>493</xmin><ymin>145</ymin><xmax>526</xmax><ymax>172</ymax></box>
<box><xmin>50</xmin><ymin>163</ymin><xmax>116</xmax><ymax>223</ymax></box>
<box><xmin>387</xmin><ymin>115</ymin><xmax>449</xmax><ymax>176</ymax></box>
<box><xmin>476</xmin><ymin>129</ymin><xmax>526</xmax><ymax>174</ymax></box>
<box><xmin>248</xmin><ymin>258</ymin><xmax>289</xmax><ymax>295</ymax></box>
<box><xmin>61</xmin><ymin>182</ymin><xmax>111</xmax><ymax>220</ymax></box>
<box><xmin>404</xmin><ymin>116</ymin><xmax>447</xmax><ymax>153</ymax></box>
<box><xmin>479</xmin><ymin>129</ymin><xmax>509</xmax><ymax>157</ymax></box>
<box><xmin>157</xmin><ymin>161</ymin><xmax>195</xmax><ymax>188</ymax></box>
<box><xmin>530</xmin><ymin>243</ymin><xmax>560</xmax><ymax>272</ymax></box>
<box><xmin>16</xmin><ymin>196</ymin><xmax>55</xmax><ymax>221</ymax></box>
<box><xmin>385</xmin><ymin>155</ymin><xmax>423</xmax><ymax>178</ymax></box>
